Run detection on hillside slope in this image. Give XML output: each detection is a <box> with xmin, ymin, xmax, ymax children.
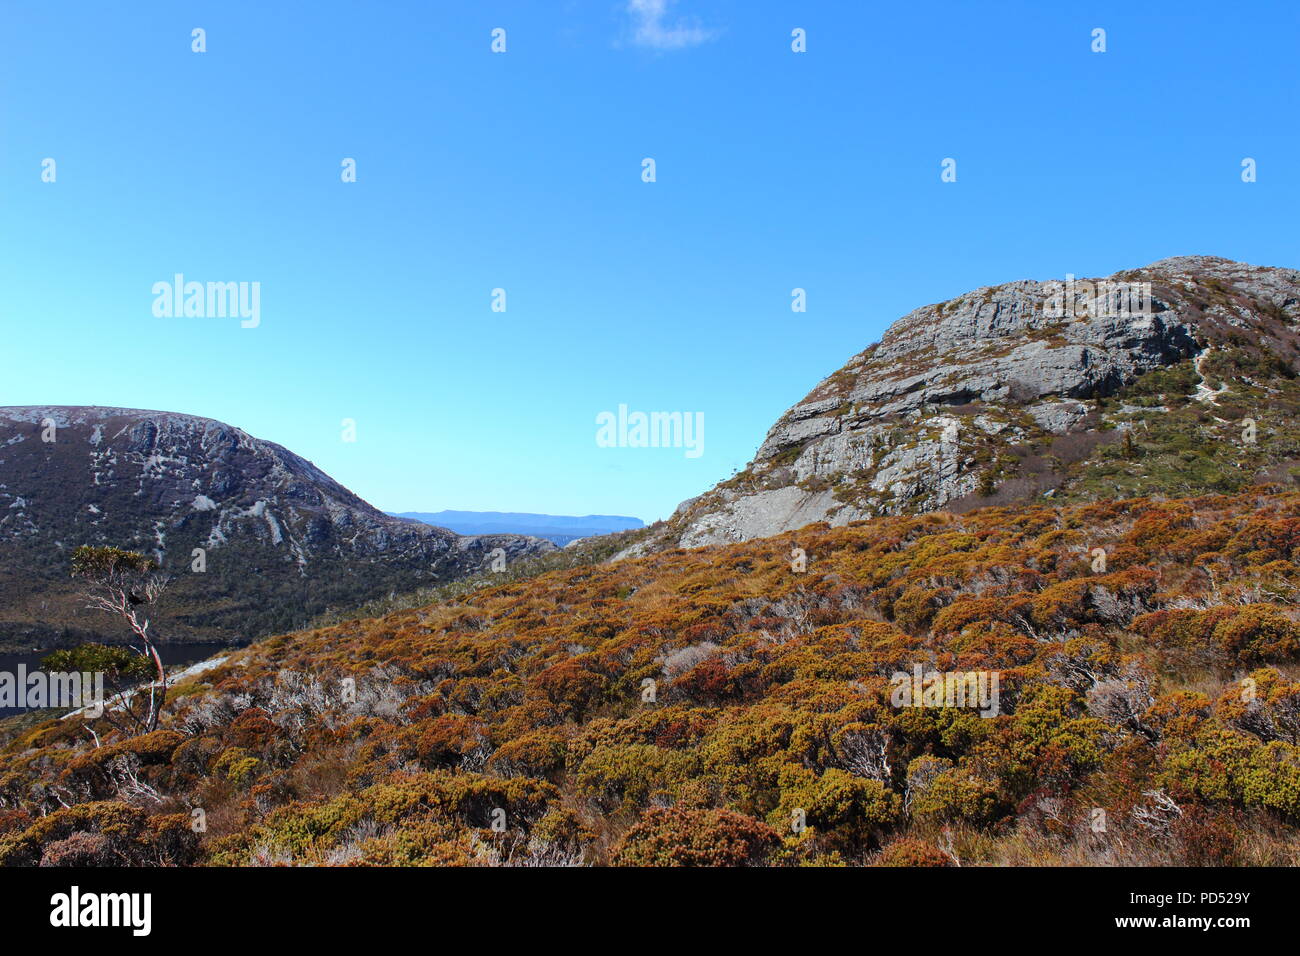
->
<box><xmin>0</xmin><ymin>407</ymin><xmax>554</xmax><ymax>649</ymax></box>
<box><xmin>631</xmin><ymin>256</ymin><xmax>1300</xmax><ymax>554</ymax></box>
<box><xmin>3</xmin><ymin>488</ymin><xmax>1299</xmax><ymax>866</ymax></box>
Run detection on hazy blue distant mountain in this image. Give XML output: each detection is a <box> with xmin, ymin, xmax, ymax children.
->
<box><xmin>391</xmin><ymin>511</ymin><xmax>644</xmax><ymax>545</ymax></box>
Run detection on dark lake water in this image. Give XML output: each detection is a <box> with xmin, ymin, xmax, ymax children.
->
<box><xmin>0</xmin><ymin>642</ymin><xmax>238</xmax><ymax>718</ymax></box>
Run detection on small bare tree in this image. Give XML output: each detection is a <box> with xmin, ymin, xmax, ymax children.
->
<box><xmin>70</xmin><ymin>546</ymin><xmax>170</xmax><ymax>732</ymax></box>
<box><xmin>42</xmin><ymin>642</ymin><xmax>156</xmax><ymax>739</ymax></box>
<box><xmin>837</xmin><ymin>724</ymin><xmax>892</xmax><ymax>782</ymax></box>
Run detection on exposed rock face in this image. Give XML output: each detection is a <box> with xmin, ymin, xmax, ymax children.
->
<box><xmin>630</xmin><ymin>257</ymin><xmax>1300</xmax><ymax>554</ymax></box>
<box><xmin>0</xmin><ymin>407</ymin><xmax>555</xmax><ymax>648</ymax></box>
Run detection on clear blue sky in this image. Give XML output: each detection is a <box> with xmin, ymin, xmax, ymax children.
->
<box><xmin>2</xmin><ymin>1</ymin><xmax>1296</xmax><ymax>523</ymax></box>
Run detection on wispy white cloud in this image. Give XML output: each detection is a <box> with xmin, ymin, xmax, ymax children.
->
<box><xmin>625</xmin><ymin>0</ymin><xmax>717</xmax><ymax>51</ymax></box>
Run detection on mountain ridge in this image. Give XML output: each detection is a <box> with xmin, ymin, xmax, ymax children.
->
<box><xmin>0</xmin><ymin>406</ymin><xmax>555</xmax><ymax>649</ymax></box>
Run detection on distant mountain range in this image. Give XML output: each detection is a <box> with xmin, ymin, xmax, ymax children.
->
<box><xmin>0</xmin><ymin>407</ymin><xmax>555</xmax><ymax>650</ymax></box>
<box><xmin>391</xmin><ymin>510</ymin><xmax>644</xmax><ymax>546</ymax></box>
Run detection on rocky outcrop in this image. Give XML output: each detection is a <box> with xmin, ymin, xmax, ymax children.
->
<box><xmin>0</xmin><ymin>407</ymin><xmax>555</xmax><ymax>647</ymax></box>
<box><xmin>628</xmin><ymin>256</ymin><xmax>1300</xmax><ymax>554</ymax></box>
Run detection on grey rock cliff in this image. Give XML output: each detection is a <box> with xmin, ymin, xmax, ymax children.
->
<box><xmin>626</xmin><ymin>256</ymin><xmax>1300</xmax><ymax>555</ymax></box>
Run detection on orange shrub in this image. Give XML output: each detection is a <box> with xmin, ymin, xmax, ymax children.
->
<box><xmin>613</xmin><ymin>806</ymin><xmax>780</xmax><ymax>866</ymax></box>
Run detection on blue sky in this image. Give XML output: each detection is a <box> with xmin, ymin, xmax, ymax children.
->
<box><xmin>2</xmin><ymin>1</ymin><xmax>1297</xmax><ymax>523</ymax></box>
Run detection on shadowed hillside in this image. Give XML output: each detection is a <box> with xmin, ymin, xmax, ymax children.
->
<box><xmin>0</xmin><ymin>407</ymin><xmax>554</xmax><ymax>650</ymax></box>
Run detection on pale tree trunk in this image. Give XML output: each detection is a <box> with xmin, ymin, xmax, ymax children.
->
<box><xmin>82</xmin><ymin>572</ymin><xmax>170</xmax><ymax>733</ymax></box>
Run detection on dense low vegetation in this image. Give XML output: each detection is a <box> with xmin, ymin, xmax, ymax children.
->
<box><xmin>2</xmin><ymin>489</ymin><xmax>1300</xmax><ymax>866</ymax></box>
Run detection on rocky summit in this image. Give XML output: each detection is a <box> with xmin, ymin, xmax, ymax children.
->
<box><xmin>629</xmin><ymin>256</ymin><xmax>1300</xmax><ymax>554</ymax></box>
<box><xmin>0</xmin><ymin>407</ymin><xmax>555</xmax><ymax>648</ymax></box>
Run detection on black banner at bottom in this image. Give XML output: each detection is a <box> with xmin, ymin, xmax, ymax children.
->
<box><xmin>0</xmin><ymin>865</ymin><xmax>1271</xmax><ymax>943</ymax></box>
